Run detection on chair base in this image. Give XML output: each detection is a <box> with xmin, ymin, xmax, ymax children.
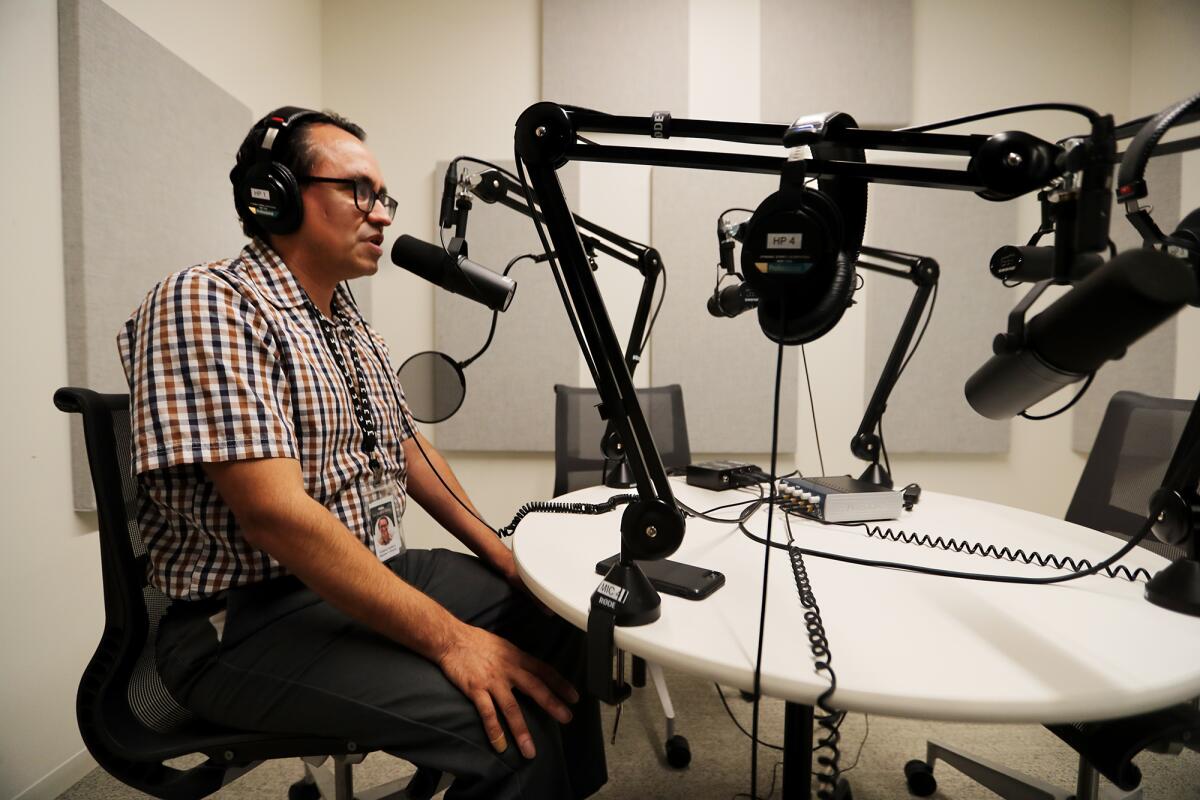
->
<box><xmin>904</xmin><ymin>739</ymin><xmax>1142</xmax><ymax>800</ymax></box>
<box><xmin>293</xmin><ymin>756</ymin><xmax>449</xmax><ymax>800</ymax></box>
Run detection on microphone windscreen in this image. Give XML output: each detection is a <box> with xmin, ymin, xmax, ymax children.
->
<box><xmin>391</xmin><ymin>235</ymin><xmax>447</xmax><ymax>283</ymax></box>
<box><xmin>1030</xmin><ymin>248</ymin><xmax>1195</xmax><ymax>373</ymax></box>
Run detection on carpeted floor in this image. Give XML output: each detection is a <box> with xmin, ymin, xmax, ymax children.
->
<box><xmin>60</xmin><ymin>666</ymin><xmax>1199</xmax><ymax>799</ymax></box>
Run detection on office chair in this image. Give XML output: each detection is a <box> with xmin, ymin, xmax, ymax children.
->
<box><xmin>552</xmin><ymin>383</ymin><xmax>693</xmax><ymax>768</ymax></box>
<box><xmin>55</xmin><ymin>387</ymin><xmax>447</xmax><ymax>800</ymax></box>
<box><xmin>904</xmin><ymin>390</ymin><xmax>1198</xmax><ymax>800</ymax></box>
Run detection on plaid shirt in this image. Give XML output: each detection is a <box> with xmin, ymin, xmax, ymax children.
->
<box><xmin>118</xmin><ymin>239</ymin><xmax>417</xmax><ymax>600</ymax></box>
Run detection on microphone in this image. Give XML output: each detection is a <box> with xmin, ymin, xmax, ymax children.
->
<box><xmin>391</xmin><ymin>235</ymin><xmax>517</xmax><ymax>312</ymax></box>
<box><xmin>965</xmin><ymin>248</ymin><xmax>1196</xmax><ymax>419</ymax></box>
<box><xmin>707</xmin><ymin>282</ymin><xmax>759</xmax><ymax>318</ymax></box>
<box><xmin>989</xmin><ymin>245</ymin><xmax>1104</xmax><ymax>284</ymax></box>
<box><xmin>437</xmin><ymin>164</ymin><xmax>457</xmax><ymax>229</ymax></box>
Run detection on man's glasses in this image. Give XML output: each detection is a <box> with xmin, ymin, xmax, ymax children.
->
<box><xmin>300</xmin><ymin>175</ymin><xmax>398</xmax><ymax>220</ymax></box>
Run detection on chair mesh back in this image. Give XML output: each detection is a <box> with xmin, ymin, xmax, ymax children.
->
<box><xmin>110</xmin><ymin>406</ymin><xmax>194</xmax><ymax>733</ymax></box>
<box><xmin>1066</xmin><ymin>391</ymin><xmax>1193</xmax><ymax>563</ymax></box>
<box><xmin>553</xmin><ymin>384</ymin><xmax>691</xmax><ymax>496</ymax></box>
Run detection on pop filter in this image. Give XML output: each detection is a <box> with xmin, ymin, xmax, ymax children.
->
<box><xmin>396</xmin><ymin>351</ymin><xmax>467</xmax><ymax>423</ymax></box>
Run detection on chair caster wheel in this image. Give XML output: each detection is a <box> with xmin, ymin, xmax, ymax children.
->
<box><xmin>904</xmin><ymin>759</ymin><xmax>937</xmax><ymax>797</ymax></box>
<box><xmin>287</xmin><ymin>779</ymin><xmax>320</xmax><ymax>800</ymax></box>
<box><xmin>405</xmin><ymin>767</ymin><xmax>443</xmax><ymax>800</ymax></box>
<box><xmin>665</xmin><ymin>734</ymin><xmax>691</xmax><ymax>768</ymax></box>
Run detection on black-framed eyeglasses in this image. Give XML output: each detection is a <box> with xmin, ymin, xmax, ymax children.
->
<box><xmin>300</xmin><ymin>175</ymin><xmax>398</xmax><ymax>220</ymax></box>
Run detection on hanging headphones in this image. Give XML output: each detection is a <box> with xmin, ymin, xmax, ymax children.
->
<box><xmin>738</xmin><ymin>111</ymin><xmax>867</xmax><ymax>345</ymax></box>
<box><xmin>1116</xmin><ymin>90</ymin><xmax>1200</xmax><ymax>277</ymax></box>
<box><xmin>234</xmin><ymin>106</ymin><xmax>323</xmax><ymax>236</ymax></box>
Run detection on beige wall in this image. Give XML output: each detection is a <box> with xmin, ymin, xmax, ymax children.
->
<box><xmin>321</xmin><ymin>0</ymin><xmax>547</xmax><ymax>551</ymax></box>
<box><xmin>1</xmin><ymin>2</ymin><xmax>322</xmax><ymax>798</ymax></box>
<box><xmin>4</xmin><ymin>0</ymin><xmax>1198</xmax><ymax>797</ymax></box>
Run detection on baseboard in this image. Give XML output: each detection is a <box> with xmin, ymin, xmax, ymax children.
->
<box><xmin>11</xmin><ymin>748</ymin><xmax>97</xmax><ymax>800</ymax></box>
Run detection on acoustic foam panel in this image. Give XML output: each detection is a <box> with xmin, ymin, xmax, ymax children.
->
<box><xmin>59</xmin><ymin>0</ymin><xmax>252</xmax><ymax>508</ymax></box>
<box><xmin>542</xmin><ymin>0</ymin><xmax>690</xmax><ymax>115</ymax></box>
<box><xmin>428</xmin><ymin>161</ymin><xmax>582</xmax><ymax>451</ymax></box>
<box><xmin>648</xmin><ymin>169</ymin><xmax>799</xmax><ymax>454</ymax></box>
<box><xmin>1071</xmin><ymin>154</ymin><xmax>1182</xmax><ymax>452</ymax></box>
<box><xmin>863</xmin><ymin>161</ymin><xmax>1018</xmax><ymax>454</ymax></box>
<box><xmin>761</xmin><ymin>0</ymin><xmax>913</xmax><ymax>128</ymax></box>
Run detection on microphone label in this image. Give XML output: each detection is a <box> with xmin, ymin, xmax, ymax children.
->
<box><xmin>596</xmin><ymin>580</ymin><xmax>628</xmax><ymax>605</ymax></box>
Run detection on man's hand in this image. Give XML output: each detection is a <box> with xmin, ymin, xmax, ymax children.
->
<box><xmin>436</xmin><ymin>623</ymin><xmax>580</xmax><ymax>759</ymax></box>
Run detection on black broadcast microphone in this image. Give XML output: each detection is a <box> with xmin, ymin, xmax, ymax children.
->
<box><xmin>392</xmin><ymin>235</ymin><xmax>517</xmax><ymax>312</ymax></box>
<box><xmin>707</xmin><ymin>282</ymin><xmax>759</xmax><ymax>318</ymax></box>
<box><xmin>437</xmin><ymin>164</ymin><xmax>458</xmax><ymax>230</ymax></box>
<box><xmin>965</xmin><ymin>247</ymin><xmax>1196</xmax><ymax>420</ymax></box>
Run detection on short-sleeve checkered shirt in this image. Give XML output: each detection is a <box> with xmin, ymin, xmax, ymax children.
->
<box><xmin>118</xmin><ymin>239</ymin><xmax>417</xmax><ymax>600</ymax></box>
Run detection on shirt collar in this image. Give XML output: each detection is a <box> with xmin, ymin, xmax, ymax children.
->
<box><xmin>243</xmin><ymin>238</ymin><xmax>366</xmax><ymax>327</ymax></box>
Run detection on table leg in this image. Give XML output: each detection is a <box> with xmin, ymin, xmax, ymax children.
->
<box><xmin>783</xmin><ymin>702</ymin><xmax>813</xmax><ymax>800</ymax></box>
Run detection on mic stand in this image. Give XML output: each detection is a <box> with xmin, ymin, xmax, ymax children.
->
<box><xmin>451</xmin><ymin>165</ymin><xmax>664</xmax><ymax>490</ymax></box>
<box><xmin>1145</xmin><ymin>387</ymin><xmax>1200</xmax><ymax>616</ymax></box>
<box><xmin>851</xmin><ymin>246</ymin><xmax>940</xmax><ymax>488</ymax></box>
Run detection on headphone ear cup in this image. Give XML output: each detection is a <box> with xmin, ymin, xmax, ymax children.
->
<box><xmin>756</xmin><ymin>249</ymin><xmax>856</xmax><ymax>345</ymax></box>
<box><xmin>239</xmin><ymin>161</ymin><xmax>304</xmax><ymax>236</ymax></box>
<box><xmin>748</xmin><ymin>187</ymin><xmax>854</xmax><ymax>345</ymax></box>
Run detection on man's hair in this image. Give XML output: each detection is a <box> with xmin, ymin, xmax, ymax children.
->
<box><xmin>230</xmin><ymin>108</ymin><xmax>366</xmax><ymax>241</ymax></box>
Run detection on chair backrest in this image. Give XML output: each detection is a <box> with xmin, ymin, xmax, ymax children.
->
<box><xmin>1066</xmin><ymin>390</ymin><xmax>1193</xmax><ymax>562</ymax></box>
<box><xmin>553</xmin><ymin>384</ymin><xmax>691</xmax><ymax>497</ymax></box>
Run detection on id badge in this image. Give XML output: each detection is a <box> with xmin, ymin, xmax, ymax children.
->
<box><xmin>366</xmin><ymin>480</ymin><xmax>405</xmax><ymax>562</ymax></box>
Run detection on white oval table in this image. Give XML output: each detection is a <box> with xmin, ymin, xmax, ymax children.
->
<box><xmin>513</xmin><ymin>479</ymin><xmax>1200</xmax><ymax>796</ymax></box>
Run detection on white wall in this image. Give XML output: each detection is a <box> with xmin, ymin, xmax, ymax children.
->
<box><xmin>0</xmin><ymin>4</ymin><xmax>99</xmax><ymax>797</ymax></box>
<box><xmin>0</xmin><ymin>2</ymin><xmax>322</xmax><ymax>798</ymax></box>
<box><xmin>321</xmin><ymin>0</ymin><xmax>548</xmax><ymax>550</ymax></box>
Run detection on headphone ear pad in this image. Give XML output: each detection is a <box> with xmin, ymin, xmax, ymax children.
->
<box><xmin>757</xmin><ymin>249</ymin><xmax>856</xmax><ymax>345</ymax></box>
<box><xmin>239</xmin><ymin>161</ymin><xmax>304</xmax><ymax>236</ymax></box>
<box><xmin>750</xmin><ymin>187</ymin><xmax>854</xmax><ymax>345</ymax></box>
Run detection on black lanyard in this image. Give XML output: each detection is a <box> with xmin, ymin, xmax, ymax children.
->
<box><xmin>306</xmin><ymin>297</ymin><xmax>381</xmax><ymax>474</ymax></box>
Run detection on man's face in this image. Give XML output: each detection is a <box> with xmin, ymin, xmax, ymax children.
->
<box><xmin>294</xmin><ymin>124</ymin><xmax>393</xmax><ymax>281</ymax></box>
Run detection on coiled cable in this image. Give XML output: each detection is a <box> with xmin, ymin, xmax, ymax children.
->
<box><xmin>496</xmin><ymin>494</ymin><xmax>638</xmax><ymax>538</ymax></box>
<box><xmin>785</xmin><ymin>514</ymin><xmax>844</xmax><ymax>799</ymax></box>
<box><xmin>853</xmin><ymin>522</ymin><xmax>1154</xmax><ymax>582</ymax></box>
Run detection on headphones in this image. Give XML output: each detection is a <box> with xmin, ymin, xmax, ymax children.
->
<box><xmin>1116</xmin><ymin>90</ymin><xmax>1200</xmax><ymax>274</ymax></box>
<box><xmin>737</xmin><ymin>111</ymin><xmax>866</xmax><ymax>345</ymax></box>
<box><xmin>233</xmin><ymin>106</ymin><xmax>324</xmax><ymax>236</ymax></box>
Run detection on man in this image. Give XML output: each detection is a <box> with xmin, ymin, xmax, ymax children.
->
<box><xmin>118</xmin><ymin>107</ymin><xmax>605</xmax><ymax>799</ymax></box>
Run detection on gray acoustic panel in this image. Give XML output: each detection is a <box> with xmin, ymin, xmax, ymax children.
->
<box><xmin>649</xmin><ymin>169</ymin><xmax>799</xmax><ymax>453</ymax></box>
<box><xmin>864</xmin><ymin>166</ymin><xmax>1017</xmax><ymax>454</ymax></box>
<box><xmin>761</xmin><ymin>0</ymin><xmax>913</xmax><ymax>128</ymax></box>
<box><xmin>428</xmin><ymin>161</ymin><xmax>582</xmax><ymax>452</ymax></box>
<box><xmin>59</xmin><ymin>0</ymin><xmax>251</xmax><ymax>508</ymax></box>
<box><xmin>542</xmin><ymin>0</ymin><xmax>690</xmax><ymax>114</ymax></box>
<box><xmin>1072</xmin><ymin>154</ymin><xmax>1183</xmax><ymax>452</ymax></box>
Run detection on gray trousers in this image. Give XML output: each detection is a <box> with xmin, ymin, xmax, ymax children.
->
<box><xmin>157</xmin><ymin>548</ymin><xmax>607</xmax><ymax>800</ymax></box>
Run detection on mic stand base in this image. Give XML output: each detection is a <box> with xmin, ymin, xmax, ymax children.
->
<box><xmin>587</xmin><ymin>560</ymin><xmax>661</xmax><ymax>705</ymax></box>
<box><xmin>1145</xmin><ymin>558</ymin><xmax>1200</xmax><ymax>617</ymax></box>
<box><xmin>858</xmin><ymin>461</ymin><xmax>894</xmax><ymax>489</ymax></box>
<box><xmin>604</xmin><ymin>457</ymin><xmax>636</xmax><ymax>489</ymax></box>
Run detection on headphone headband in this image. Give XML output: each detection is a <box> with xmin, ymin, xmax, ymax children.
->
<box><xmin>256</xmin><ymin>106</ymin><xmax>322</xmax><ymax>163</ymax></box>
<box><xmin>236</xmin><ymin>106</ymin><xmax>323</xmax><ymax>237</ymax></box>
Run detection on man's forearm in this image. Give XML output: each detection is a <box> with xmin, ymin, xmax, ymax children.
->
<box><xmin>206</xmin><ymin>458</ymin><xmax>463</xmax><ymax>662</ymax></box>
<box><xmin>404</xmin><ymin>433</ymin><xmax>512</xmax><ymax>570</ymax></box>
